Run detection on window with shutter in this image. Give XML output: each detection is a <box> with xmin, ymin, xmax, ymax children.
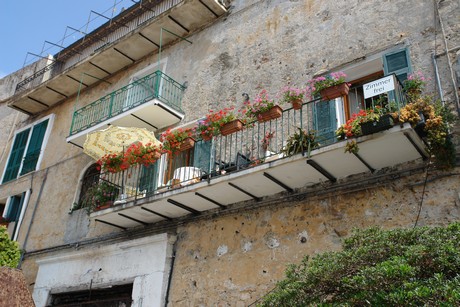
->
<box><xmin>20</xmin><ymin>119</ymin><xmax>49</xmax><ymax>176</ymax></box>
<box><xmin>2</xmin><ymin>129</ymin><xmax>30</xmax><ymax>183</ymax></box>
<box><xmin>1</xmin><ymin>116</ymin><xmax>52</xmax><ymax>184</ymax></box>
<box><xmin>383</xmin><ymin>48</ymin><xmax>412</xmax><ymax>84</ymax></box>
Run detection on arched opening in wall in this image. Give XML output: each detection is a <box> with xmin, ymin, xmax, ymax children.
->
<box><xmin>76</xmin><ymin>163</ymin><xmax>101</xmax><ymax>211</ymax></box>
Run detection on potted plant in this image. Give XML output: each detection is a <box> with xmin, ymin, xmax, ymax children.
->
<box><xmin>80</xmin><ymin>181</ymin><xmax>119</xmax><ymax>212</ymax></box>
<box><xmin>281</xmin><ymin>127</ymin><xmax>319</xmax><ymax>157</ymax></box>
<box><xmin>124</xmin><ymin>142</ymin><xmax>163</xmax><ymax>166</ymax></box>
<box><xmin>280</xmin><ymin>86</ymin><xmax>305</xmax><ymax>110</ymax></box>
<box><xmin>213</xmin><ymin>106</ymin><xmax>244</xmax><ymax>136</ymax></box>
<box><xmin>244</xmin><ymin>89</ymin><xmax>283</xmax><ymax>123</ymax></box>
<box><xmin>160</xmin><ymin>127</ymin><xmax>196</xmax><ymax>153</ymax></box>
<box><xmin>196</xmin><ymin>115</ymin><xmax>221</xmax><ymax>141</ymax></box>
<box><xmin>336</xmin><ymin>107</ymin><xmax>395</xmax><ymax>140</ymax></box>
<box><xmin>307</xmin><ymin>71</ymin><xmax>350</xmax><ymax>100</ymax></box>
<box><xmin>97</xmin><ymin>152</ymin><xmax>128</xmax><ymax>173</ymax></box>
<box><xmin>403</xmin><ymin>71</ymin><xmax>427</xmax><ymax>101</ymax></box>
<box><xmin>399</xmin><ymin>95</ymin><xmax>456</xmax><ymax>168</ymax></box>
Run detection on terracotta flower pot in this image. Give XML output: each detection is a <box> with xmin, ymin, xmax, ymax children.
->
<box><xmin>320</xmin><ymin>83</ymin><xmax>350</xmax><ymax>100</ymax></box>
<box><xmin>291</xmin><ymin>98</ymin><xmax>302</xmax><ymax>110</ymax></box>
<box><xmin>257</xmin><ymin>105</ymin><xmax>283</xmax><ymax>123</ymax></box>
<box><xmin>220</xmin><ymin>119</ymin><xmax>244</xmax><ymax>136</ymax></box>
<box><xmin>179</xmin><ymin>137</ymin><xmax>195</xmax><ymax>151</ymax></box>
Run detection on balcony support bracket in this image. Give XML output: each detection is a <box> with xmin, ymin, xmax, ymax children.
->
<box><xmin>141</xmin><ymin>206</ymin><xmax>172</xmax><ymax>220</ymax></box>
<box><xmin>404</xmin><ymin>132</ymin><xmax>429</xmax><ymax>160</ymax></box>
<box><xmin>195</xmin><ymin>192</ymin><xmax>226</xmax><ymax>208</ymax></box>
<box><xmin>353</xmin><ymin>153</ymin><xmax>375</xmax><ymax>173</ymax></box>
<box><xmin>306</xmin><ymin>159</ymin><xmax>337</xmax><ymax>183</ymax></box>
<box><xmin>95</xmin><ymin>219</ymin><xmax>127</xmax><ymax>230</ymax></box>
<box><xmin>228</xmin><ymin>182</ymin><xmax>261</xmax><ymax>201</ymax></box>
<box><xmin>118</xmin><ymin>213</ymin><xmax>148</xmax><ymax>226</ymax></box>
<box><xmin>167</xmin><ymin>199</ymin><xmax>200</xmax><ymax>214</ymax></box>
<box><xmin>263</xmin><ymin>172</ymin><xmax>293</xmax><ymax>193</ymax></box>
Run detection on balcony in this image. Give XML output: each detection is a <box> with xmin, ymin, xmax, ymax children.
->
<box><xmin>83</xmin><ymin>96</ymin><xmax>428</xmax><ymax>230</ymax></box>
<box><xmin>66</xmin><ymin>70</ymin><xmax>185</xmax><ymax>147</ymax></box>
<box><xmin>6</xmin><ymin>0</ymin><xmax>227</xmax><ymax>115</ymax></box>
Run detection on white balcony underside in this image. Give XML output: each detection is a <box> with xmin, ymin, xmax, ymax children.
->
<box><xmin>91</xmin><ymin>124</ymin><xmax>428</xmax><ymax>229</ymax></box>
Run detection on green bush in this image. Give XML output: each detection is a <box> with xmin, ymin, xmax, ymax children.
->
<box><xmin>260</xmin><ymin>223</ymin><xmax>460</xmax><ymax>306</ymax></box>
<box><xmin>0</xmin><ymin>225</ymin><xmax>20</xmax><ymax>268</ymax></box>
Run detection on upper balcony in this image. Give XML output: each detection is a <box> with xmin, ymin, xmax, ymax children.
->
<box><xmin>66</xmin><ymin>70</ymin><xmax>185</xmax><ymax>147</ymax></box>
<box><xmin>6</xmin><ymin>0</ymin><xmax>227</xmax><ymax>115</ymax></box>
<box><xmin>80</xmin><ymin>88</ymin><xmax>429</xmax><ymax>230</ymax></box>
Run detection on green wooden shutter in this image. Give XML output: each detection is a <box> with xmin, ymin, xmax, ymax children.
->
<box><xmin>20</xmin><ymin>119</ymin><xmax>49</xmax><ymax>176</ymax></box>
<box><xmin>139</xmin><ymin>163</ymin><xmax>159</xmax><ymax>195</ymax></box>
<box><xmin>383</xmin><ymin>48</ymin><xmax>412</xmax><ymax>84</ymax></box>
<box><xmin>313</xmin><ymin>100</ymin><xmax>337</xmax><ymax>145</ymax></box>
<box><xmin>2</xmin><ymin>129</ymin><xmax>30</xmax><ymax>183</ymax></box>
<box><xmin>193</xmin><ymin>140</ymin><xmax>213</xmax><ymax>174</ymax></box>
<box><xmin>4</xmin><ymin>194</ymin><xmax>24</xmax><ymax>222</ymax></box>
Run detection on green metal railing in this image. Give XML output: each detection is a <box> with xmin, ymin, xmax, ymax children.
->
<box><xmin>84</xmin><ymin>84</ymin><xmax>408</xmax><ymax>212</ymax></box>
<box><xmin>69</xmin><ymin>70</ymin><xmax>185</xmax><ymax>136</ymax></box>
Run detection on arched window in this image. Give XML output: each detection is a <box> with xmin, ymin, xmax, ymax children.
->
<box><xmin>77</xmin><ymin>164</ymin><xmax>100</xmax><ymax>209</ymax></box>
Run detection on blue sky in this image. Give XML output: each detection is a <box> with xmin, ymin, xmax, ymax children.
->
<box><xmin>0</xmin><ymin>1</ymin><xmax>136</xmax><ymax>78</ymax></box>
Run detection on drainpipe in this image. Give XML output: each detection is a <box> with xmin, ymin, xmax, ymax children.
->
<box><xmin>432</xmin><ymin>53</ymin><xmax>444</xmax><ymax>104</ymax></box>
<box><xmin>164</xmin><ymin>237</ymin><xmax>177</xmax><ymax>307</ymax></box>
<box><xmin>435</xmin><ymin>0</ymin><xmax>460</xmax><ymax>115</ymax></box>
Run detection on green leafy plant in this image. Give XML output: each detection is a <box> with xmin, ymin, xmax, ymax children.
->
<box><xmin>80</xmin><ymin>181</ymin><xmax>119</xmax><ymax>212</ymax></box>
<box><xmin>259</xmin><ymin>222</ymin><xmax>460</xmax><ymax>306</ymax></box>
<box><xmin>0</xmin><ymin>225</ymin><xmax>20</xmax><ymax>268</ymax></box>
<box><xmin>281</xmin><ymin>128</ymin><xmax>319</xmax><ymax>157</ymax></box>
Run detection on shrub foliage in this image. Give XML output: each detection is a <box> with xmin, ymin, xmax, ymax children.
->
<box><xmin>260</xmin><ymin>223</ymin><xmax>460</xmax><ymax>306</ymax></box>
<box><xmin>0</xmin><ymin>225</ymin><xmax>20</xmax><ymax>268</ymax></box>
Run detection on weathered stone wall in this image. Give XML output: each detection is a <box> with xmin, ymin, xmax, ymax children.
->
<box><xmin>0</xmin><ymin>0</ymin><xmax>458</xmax><ymax>302</ymax></box>
<box><xmin>0</xmin><ymin>267</ymin><xmax>35</xmax><ymax>307</ymax></box>
<box><xmin>168</xmin><ymin>169</ymin><xmax>460</xmax><ymax>305</ymax></box>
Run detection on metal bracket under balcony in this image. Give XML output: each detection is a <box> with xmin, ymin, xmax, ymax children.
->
<box><xmin>91</xmin><ymin>123</ymin><xmax>428</xmax><ymax>229</ymax></box>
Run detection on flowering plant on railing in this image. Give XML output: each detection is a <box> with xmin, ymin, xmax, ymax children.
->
<box><xmin>243</xmin><ymin>89</ymin><xmax>278</xmax><ymax>121</ymax></box>
<box><xmin>97</xmin><ymin>152</ymin><xmax>128</xmax><ymax>173</ymax></box>
<box><xmin>280</xmin><ymin>86</ymin><xmax>306</xmax><ymax>104</ymax></box>
<box><xmin>124</xmin><ymin>142</ymin><xmax>163</xmax><ymax>166</ymax></box>
<box><xmin>336</xmin><ymin>107</ymin><xmax>384</xmax><ymax>140</ymax></box>
<box><xmin>160</xmin><ymin>127</ymin><xmax>195</xmax><ymax>153</ymax></box>
<box><xmin>196</xmin><ymin>106</ymin><xmax>245</xmax><ymax>138</ymax></box>
<box><xmin>403</xmin><ymin>71</ymin><xmax>427</xmax><ymax>100</ymax></box>
<box><xmin>97</xmin><ymin>142</ymin><xmax>163</xmax><ymax>173</ymax></box>
<box><xmin>306</xmin><ymin>71</ymin><xmax>348</xmax><ymax>97</ymax></box>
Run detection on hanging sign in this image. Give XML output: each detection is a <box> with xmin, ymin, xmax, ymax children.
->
<box><xmin>363</xmin><ymin>75</ymin><xmax>395</xmax><ymax>99</ymax></box>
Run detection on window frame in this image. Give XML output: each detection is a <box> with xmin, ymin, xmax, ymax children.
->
<box><xmin>1</xmin><ymin>114</ymin><xmax>54</xmax><ymax>183</ymax></box>
<box><xmin>2</xmin><ymin>190</ymin><xmax>31</xmax><ymax>241</ymax></box>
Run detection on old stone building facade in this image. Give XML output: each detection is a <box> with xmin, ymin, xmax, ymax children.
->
<box><xmin>0</xmin><ymin>0</ymin><xmax>459</xmax><ymax>305</ymax></box>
